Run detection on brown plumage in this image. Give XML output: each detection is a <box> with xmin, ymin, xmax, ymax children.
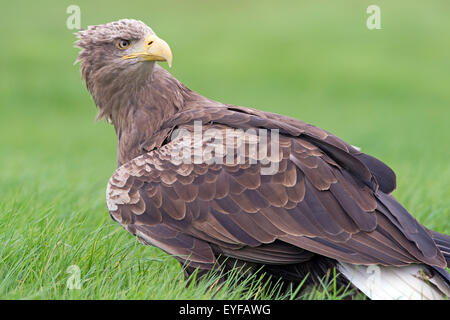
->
<box><xmin>76</xmin><ymin>19</ymin><xmax>450</xmax><ymax>299</ymax></box>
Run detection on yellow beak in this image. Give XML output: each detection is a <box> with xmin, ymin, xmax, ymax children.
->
<box><xmin>122</xmin><ymin>35</ymin><xmax>173</xmax><ymax>67</ymax></box>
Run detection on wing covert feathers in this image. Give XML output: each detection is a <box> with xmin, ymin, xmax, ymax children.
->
<box><xmin>106</xmin><ymin>106</ymin><xmax>447</xmax><ymax>271</ymax></box>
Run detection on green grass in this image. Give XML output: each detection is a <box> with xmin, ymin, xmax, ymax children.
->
<box><xmin>0</xmin><ymin>0</ymin><xmax>449</xmax><ymax>299</ymax></box>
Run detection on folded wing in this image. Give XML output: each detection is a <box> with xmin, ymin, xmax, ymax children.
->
<box><xmin>106</xmin><ymin>106</ymin><xmax>446</xmax><ymax>270</ymax></box>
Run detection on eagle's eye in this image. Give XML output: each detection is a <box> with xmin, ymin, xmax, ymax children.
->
<box><xmin>116</xmin><ymin>39</ymin><xmax>131</xmax><ymax>50</ymax></box>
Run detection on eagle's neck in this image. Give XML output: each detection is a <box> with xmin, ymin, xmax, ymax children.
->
<box><xmin>110</xmin><ymin>65</ymin><xmax>182</xmax><ymax>166</ymax></box>
<box><xmin>88</xmin><ymin>64</ymin><xmax>211</xmax><ymax>166</ymax></box>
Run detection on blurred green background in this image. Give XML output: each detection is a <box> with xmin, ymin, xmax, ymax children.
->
<box><xmin>0</xmin><ymin>0</ymin><xmax>449</xmax><ymax>299</ymax></box>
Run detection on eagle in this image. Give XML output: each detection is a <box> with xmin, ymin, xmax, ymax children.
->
<box><xmin>75</xmin><ymin>19</ymin><xmax>450</xmax><ymax>299</ymax></box>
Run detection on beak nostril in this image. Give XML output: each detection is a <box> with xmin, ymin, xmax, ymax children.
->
<box><xmin>147</xmin><ymin>41</ymin><xmax>154</xmax><ymax>46</ymax></box>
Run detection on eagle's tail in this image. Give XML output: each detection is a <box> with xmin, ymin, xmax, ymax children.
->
<box><xmin>337</xmin><ymin>262</ymin><xmax>450</xmax><ymax>300</ymax></box>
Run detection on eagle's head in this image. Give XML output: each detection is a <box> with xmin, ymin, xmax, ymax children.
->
<box><xmin>76</xmin><ymin>19</ymin><xmax>172</xmax><ymax>75</ymax></box>
<box><xmin>75</xmin><ymin>19</ymin><xmax>174</xmax><ymax>120</ymax></box>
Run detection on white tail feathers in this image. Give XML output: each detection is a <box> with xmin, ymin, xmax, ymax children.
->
<box><xmin>337</xmin><ymin>262</ymin><xmax>450</xmax><ymax>300</ymax></box>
